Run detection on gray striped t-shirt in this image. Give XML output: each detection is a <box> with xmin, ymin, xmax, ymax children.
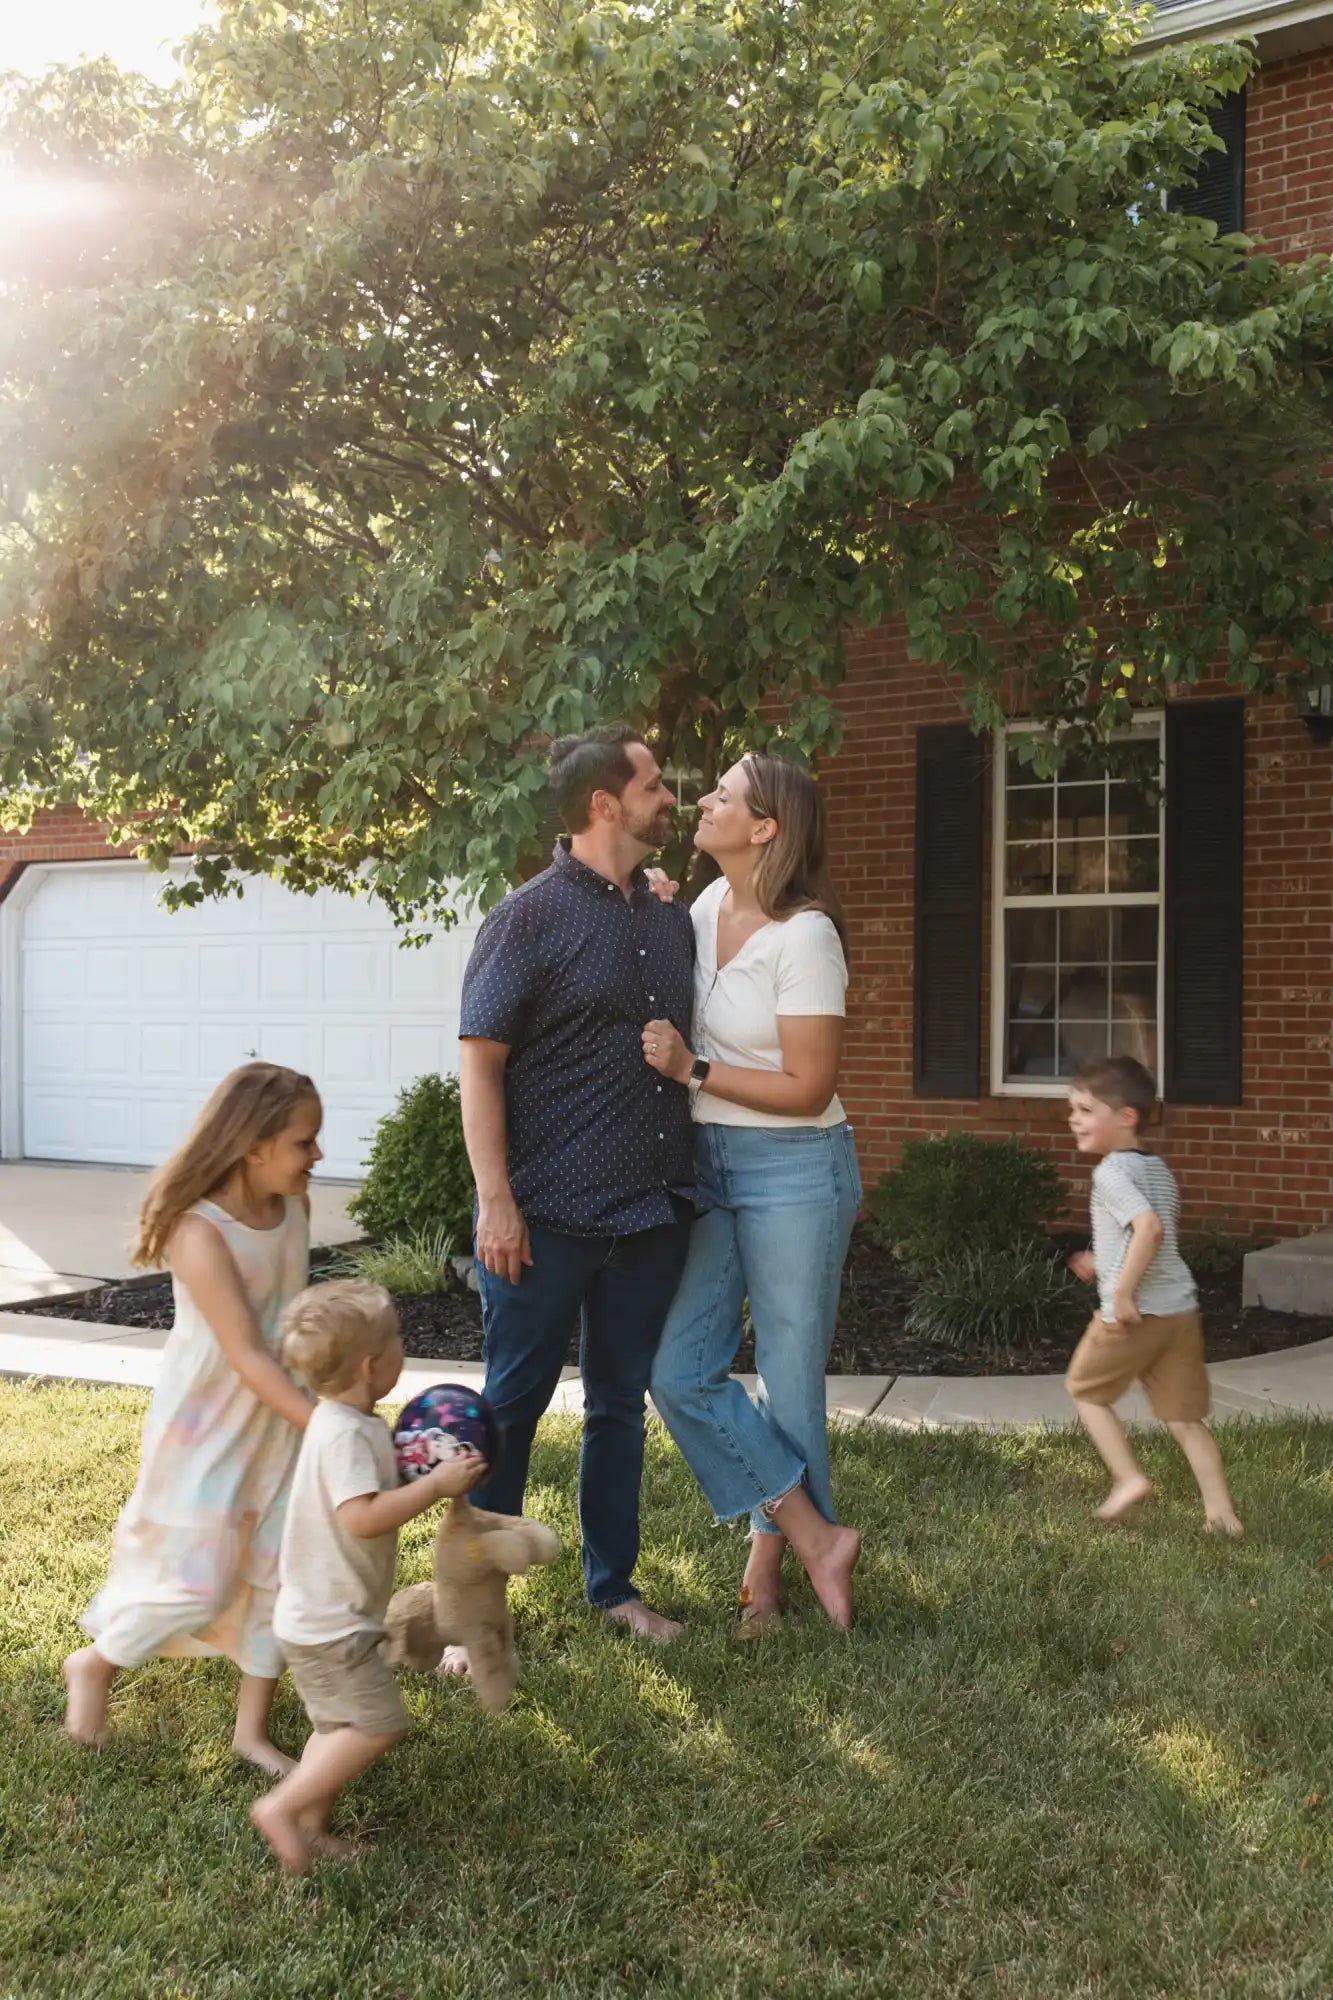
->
<box><xmin>1091</xmin><ymin>1151</ymin><xmax>1197</xmax><ymax>1324</ymax></box>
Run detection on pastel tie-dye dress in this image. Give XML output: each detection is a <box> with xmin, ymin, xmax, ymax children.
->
<box><xmin>82</xmin><ymin>1196</ymin><xmax>309</xmax><ymax>1678</ymax></box>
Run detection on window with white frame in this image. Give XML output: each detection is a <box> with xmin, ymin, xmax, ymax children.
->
<box><xmin>992</xmin><ymin>718</ymin><xmax>1164</xmax><ymax>1093</ymax></box>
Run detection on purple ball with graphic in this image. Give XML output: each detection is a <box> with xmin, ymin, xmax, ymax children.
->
<box><xmin>393</xmin><ymin>1382</ymin><xmax>499</xmax><ymax>1485</ymax></box>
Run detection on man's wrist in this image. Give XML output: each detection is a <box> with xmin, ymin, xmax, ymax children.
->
<box><xmin>476</xmin><ymin>1183</ymin><xmax>515</xmax><ymax>1207</ymax></box>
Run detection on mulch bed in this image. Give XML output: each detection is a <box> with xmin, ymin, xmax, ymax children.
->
<box><xmin>13</xmin><ymin>1229</ymin><xmax>1333</xmax><ymax>1378</ymax></box>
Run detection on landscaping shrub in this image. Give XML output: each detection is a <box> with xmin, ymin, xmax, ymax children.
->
<box><xmin>347</xmin><ymin>1073</ymin><xmax>474</xmax><ymax>1248</ymax></box>
<box><xmin>341</xmin><ymin>1225</ymin><xmax>457</xmax><ymax>1295</ymax></box>
<box><xmin>1180</xmin><ymin>1223</ymin><xmax>1269</xmax><ymax>1284</ymax></box>
<box><xmin>906</xmin><ymin>1241</ymin><xmax>1081</xmax><ymax>1358</ymax></box>
<box><xmin>865</xmin><ymin>1132</ymin><xmax>1064</xmax><ymax>1276</ymax></box>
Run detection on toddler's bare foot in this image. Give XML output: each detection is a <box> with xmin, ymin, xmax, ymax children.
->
<box><xmin>1205</xmin><ymin>1509</ymin><xmax>1245</xmax><ymax>1541</ymax></box>
<box><xmin>1096</xmin><ymin>1474</ymin><xmax>1153</xmax><ymax>1523</ymax></box>
<box><xmin>804</xmin><ymin>1526</ymin><xmax>861</xmax><ymax>1631</ymax></box>
<box><xmin>62</xmin><ymin>1647</ymin><xmax>113</xmax><ymax>1747</ymax></box>
<box><xmin>437</xmin><ymin>1645</ymin><xmax>470</xmax><ymax>1678</ymax></box>
<box><xmin>233</xmin><ymin>1734</ymin><xmax>296</xmax><ymax>1778</ymax></box>
<box><xmin>298</xmin><ymin>1816</ymin><xmax>363</xmax><ymax>1862</ymax></box>
<box><xmin>251</xmin><ymin>1796</ymin><xmax>312</xmax><ymax>1874</ymax></box>
<box><xmin>602</xmin><ymin>1600</ymin><xmax>683</xmax><ymax>1644</ymax></box>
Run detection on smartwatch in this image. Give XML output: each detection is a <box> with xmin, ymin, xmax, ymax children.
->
<box><xmin>688</xmin><ymin>1056</ymin><xmax>712</xmax><ymax>1089</ymax></box>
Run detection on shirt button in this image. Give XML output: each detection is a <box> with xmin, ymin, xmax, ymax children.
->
<box><xmin>656</xmin><ymin>1085</ymin><xmax>663</xmax><ymax>1094</ymax></box>
<box><xmin>639</xmin><ymin>949</ymin><xmax>646</xmax><ymax>957</ymax></box>
<box><xmin>658</xmin><ymin>1132</ymin><xmax>665</xmax><ymax>1140</ymax></box>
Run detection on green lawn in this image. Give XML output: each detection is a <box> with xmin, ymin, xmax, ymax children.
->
<box><xmin>4</xmin><ymin>1381</ymin><xmax>1333</xmax><ymax>1999</ymax></box>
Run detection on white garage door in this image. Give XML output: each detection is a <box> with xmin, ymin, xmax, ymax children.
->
<box><xmin>17</xmin><ymin>864</ymin><xmax>481</xmax><ymax>1178</ymax></box>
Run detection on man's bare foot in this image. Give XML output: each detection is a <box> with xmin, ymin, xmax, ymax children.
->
<box><xmin>233</xmin><ymin>1734</ymin><xmax>296</xmax><ymax>1778</ymax></box>
<box><xmin>1205</xmin><ymin>1510</ymin><xmax>1245</xmax><ymax>1541</ymax></box>
<box><xmin>802</xmin><ymin>1526</ymin><xmax>860</xmax><ymax>1631</ymax></box>
<box><xmin>437</xmin><ymin>1645</ymin><xmax>470</xmax><ymax>1678</ymax></box>
<box><xmin>1096</xmin><ymin>1474</ymin><xmax>1153</xmax><ymax>1523</ymax></box>
<box><xmin>62</xmin><ymin>1647</ymin><xmax>114</xmax><ymax>1747</ymax></box>
<box><xmin>602</xmin><ymin>1600</ymin><xmax>683</xmax><ymax>1644</ymax></box>
<box><xmin>251</xmin><ymin>1796</ymin><xmax>312</xmax><ymax>1874</ymax></box>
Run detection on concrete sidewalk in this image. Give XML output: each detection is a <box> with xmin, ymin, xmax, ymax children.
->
<box><xmin>0</xmin><ymin>1163</ymin><xmax>359</xmax><ymax>1302</ymax></box>
<box><xmin>2</xmin><ymin>1308</ymin><xmax>1330</xmax><ymax>1428</ymax></box>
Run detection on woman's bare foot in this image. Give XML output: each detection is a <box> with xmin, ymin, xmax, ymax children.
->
<box><xmin>802</xmin><ymin>1526</ymin><xmax>860</xmax><ymax>1630</ymax></box>
<box><xmin>233</xmin><ymin>1733</ymin><xmax>296</xmax><ymax>1778</ymax></box>
<box><xmin>62</xmin><ymin>1647</ymin><xmax>115</xmax><ymax>1747</ymax></box>
<box><xmin>251</xmin><ymin>1796</ymin><xmax>312</xmax><ymax>1874</ymax></box>
<box><xmin>602</xmin><ymin>1600</ymin><xmax>683</xmax><ymax>1643</ymax></box>
<box><xmin>437</xmin><ymin>1645</ymin><xmax>470</xmax><ymax>1678</ymax></box>
<box><xmin>1205</xmin><ymin>1509</ymin><xmax>1245</xmax><ymax>1541</ymax></box>
<box><xmin>1096</xmin><ymin>1474</ymin><xmax>1153</xmax><ymax>1523</ymax></box>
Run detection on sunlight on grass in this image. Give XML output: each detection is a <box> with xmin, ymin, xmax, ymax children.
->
<box><xmin>5</xmin><ymin>1382</ymin><xmax>1333</xmax><ymax>1996</ymax></box>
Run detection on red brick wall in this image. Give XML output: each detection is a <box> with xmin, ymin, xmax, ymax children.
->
<box><xmin>824</xmin><ymin>631</ymin><xmax>1333</xmax><ymax>1236</ymax></box>
<box><xmin>0</xmin><ymin>808</ymin><xmax>136</xmax><ymax>896</ymax></box>
<box><xmin>1249</xmin><ymin>49</ymin><xmax>1333</xmax><ymax>257</ymax></box>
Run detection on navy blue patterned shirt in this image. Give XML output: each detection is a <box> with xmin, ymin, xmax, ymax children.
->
<box><xmin>459</xmin><ymin>842</ymin><xmax>696</xmax><ymax>1235</ymax></box>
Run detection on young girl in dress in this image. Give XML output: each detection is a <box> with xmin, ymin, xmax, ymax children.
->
<box><xmin>63</xmin><ymin>1062</ymin><xmax>323</xmax><ymax>1774</ymax></box>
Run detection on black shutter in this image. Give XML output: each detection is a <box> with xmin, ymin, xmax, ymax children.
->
<box><xmin>1163</xmin><ymin>699</ymin><xmax>1244</xmax><ymax>1104</ymax></box>
<box><xmin>1167</xmin><ymin>88</ymin><xmax>1246</xmax><ymax>234</ymax></box>
<box><xmin>913</xmin><ymin>723</ymin><xmax>984</xmax><ymax>1097</ymax></box>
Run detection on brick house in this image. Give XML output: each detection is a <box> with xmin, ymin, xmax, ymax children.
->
<box><xmin>1</xmin><ymin>0</ymin><xmax>1330</xmax><ymax>1227</ymax></box>
<box><xmin>822</xmin><ymin>0</ymin><xmax>1333</xmax><ymax>1235</ymax></box>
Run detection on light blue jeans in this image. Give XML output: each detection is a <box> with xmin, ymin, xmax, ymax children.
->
<box><xmin>651</xmin><ymin>1121</ymin><xmax>862</xmax><ymax>1536</ymax></box>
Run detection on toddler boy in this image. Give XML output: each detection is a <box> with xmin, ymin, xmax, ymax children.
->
<box><xmin>251</xmin><ymin>1278</ymin><xmax>484</xmax><ymax>1872</ymax></box>
<box><xmin>1064</xmin><ymin>1057</ymin><xmax>1243</xmax><ymax>1538</ymax></box>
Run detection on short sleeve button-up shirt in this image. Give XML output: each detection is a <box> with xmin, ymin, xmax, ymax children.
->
<box><xmin>459</xmin><ymin>842</ymin><xmax>696</xmax><ymax>1235</ymax></box>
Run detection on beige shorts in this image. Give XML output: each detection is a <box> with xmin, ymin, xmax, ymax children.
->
<box><xmin>282</xmin><ymin>1630</ymin><xmax>410</xmax><ymax>1739</ymax></box>
<box><xmin>1066</xmin><ymin>1309</ymin><xmax>1210</xmax><ymax>1423</ymax></box>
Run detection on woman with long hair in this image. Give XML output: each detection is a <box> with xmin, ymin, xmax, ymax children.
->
<box><xmin>642</xmin><ymin>753</ymin><xmax>862</xmax><ymax>1633</ymax></box>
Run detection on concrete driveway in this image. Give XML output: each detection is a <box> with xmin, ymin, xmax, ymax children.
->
<box><xmin>0</xmin><ymin>1162</ymin><xmax>359</xmax><ymax>1304</ymax></box>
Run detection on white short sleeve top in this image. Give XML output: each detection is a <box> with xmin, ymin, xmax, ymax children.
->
<box><xmin>689</xmin><ymin>875</ymin><xmax>848</xmax><ymax>1129</ymax></box>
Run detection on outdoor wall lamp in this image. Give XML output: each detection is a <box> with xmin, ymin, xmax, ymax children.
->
<box><xmin>1298</xmin><ymin>683</ymin><xmax>1333</xmax><ymax>744</ymax></box>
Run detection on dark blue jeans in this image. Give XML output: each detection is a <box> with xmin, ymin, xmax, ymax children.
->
<box><xmin>472</xmin><ymin>1215</ymin><xmax>692</xmax><ymax>1608</ymax></box>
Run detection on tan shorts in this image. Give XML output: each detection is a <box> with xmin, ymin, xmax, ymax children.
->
<box><xmin>1066</xmin><ymin>1309</ymin><xmax>1210</xmax><ymax>1423</ymax></box>
<box><xmin>282</xmin><ymin>1630</ymin><xmax>410</xmax><ymax>1739</ymax></box>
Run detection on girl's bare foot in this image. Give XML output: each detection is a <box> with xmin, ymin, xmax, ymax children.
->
<box><xmin>437</xmin><ymin>1645</ymin><xmax>470</xmax><ymax>1678</ymax></box>
<box><xmin>803</xmin><ymin>1526</ymin><xmax>861</xmax><ymax>1630</ymax></box>
<box><xmin>233</xmin><ymin>1734</ymin><xmax>296</xmax><ymax>1778</ymax></box>
<box><xmin>1096</xmin><ymin>1474</ymin><xmax>1153</xmax><ymax>1523</ymax></box>
<box><xmin>62</xmin><ymin>1647</ymin><xmax>115</xmax><ymax>1747</ymax></box>
<box><xmin>251</xmin><ymin>1796</ymin><xmax>312</xmax><ymax>1874</ymax></box>
<box><xmin>602</xmin><ymin>1600</ymin><xmax>683</xmax><ymax>1643</ymax></box>
<box><xmin>1205</xmin><ymin>1510</ymin><xmax>1245</xmax><ymax>1541</ymax></box>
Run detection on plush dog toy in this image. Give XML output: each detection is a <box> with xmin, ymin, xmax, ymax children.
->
<box><xmin>381</xmin><ymin>1496</ymin><xmax>560</xmax><ymax>1713</ymax></box>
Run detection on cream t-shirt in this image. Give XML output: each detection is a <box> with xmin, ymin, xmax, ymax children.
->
<box><xmin>272</xmin><ymin>1399</ymin><xmax>400</xmax><ymax>1649</ymax></box>
<box><xmin>690</xmin><ymin>875</ymin><xmax>848</xmax><ymax>1129</ymax></box>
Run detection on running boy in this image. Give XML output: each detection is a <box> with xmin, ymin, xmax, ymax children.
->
<box><xmin>1064</xmin><ymin>1056</ymin><xmax>1243</xmax><ymax>1539</ymax></box>
<box><xmin>251</xmin><ymin>1279</ymin><xmax>485</xmax><ymax>1872</ymax></box>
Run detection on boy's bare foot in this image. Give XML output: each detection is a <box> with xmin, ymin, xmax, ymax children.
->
<box><xmin>297</xmin><ymin>1814</ymin><xmax>363</xmax><ymax>1862</ymax></box>
<box><xmin>437</xmin><ymin>1645</ymin><xmax>470</xmax><ymax>1677</ymax></box>
<box><xmin>251</xmin><ymin>1796</ymin><xmax>313</xmax><ymax>1874</ymax></box>
<box><xmin>1205</xmin><ymin>1510</ymin><xmax>1245</xmax><ymax>1541</ymax></box>
<box><xmin>803</xmin><ymin>1526</ymin><xmax>861</xmax><ymax>1631</ymax></box>
<box><xmin>233</xmin><ymin>1734</ymin><xmax>296</xmax><ymax>1778</ymax></box>
<box><xmin>62</xmin><ymin>1647</ymin><xmax>113</xmax><ymax>1747</ymax></box>
<box><xmin>1096</xmin><ymin>1474</ymin><xmax>1153</xmax><ymax>1523</ymax></box>
<box><xmin>602</xmin><ymin>1600</ymin><xmax>683</xmax><ymax>1643</ymax></box>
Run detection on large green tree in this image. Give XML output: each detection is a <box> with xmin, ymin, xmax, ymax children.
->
<box><xmin>2</xmin><ymin>0</ymin><xmax>1332</xmax><ymax>917</ymax></box>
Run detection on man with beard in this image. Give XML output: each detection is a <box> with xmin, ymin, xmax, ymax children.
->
<box><xmin>455</xmin><ymin>725</ymin><xmax>697</xmax><ymax>1645</ymax></box>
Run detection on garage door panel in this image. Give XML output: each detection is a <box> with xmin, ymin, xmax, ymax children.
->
<box><xmin>20</xmin><ymin>866</ymin><xmax>479</xmax><ymax>1178</ymax></box>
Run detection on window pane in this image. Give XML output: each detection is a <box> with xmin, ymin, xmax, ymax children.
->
<box><xmin>1006</xmin><ymin>737</ymin><xmax>1044</xmax><ymax>787</ymax></box>
<box><xmin>1059</xmin><ymin>967</ymin><xmax>1110</xmax><ymax>1023</ymax></box>
<box><xmin>1007</xmin><ymin>1022</ymin><xmax>1058</xmax><ymax>1076</ymax></box>
<box><xmin>1110</xmin><ymin>952</ymin><xmax>1157</xmax><ymax>1068</ymax></box>
<box><xmin>1006</xmin><ymin>842</ymin><xmax>1052</xmax><ymax>894</ymax></box>
<box><xmin>1055</xmin><ymin>840</ymin><xmax>1106</xmax><ymax>894</ymax></box>
<box><xmin>1061</xmin><ymin>908</ymin><xmax>1110</xmax><ymax>959</ymax></box>
<box><xmin>1107</xmin><ymin>838</ymin><xmax>1159</xmax><ymax>893</ymax></box>
<box><xmin>1007</xmin><ymin>908</ymin><xmax>1057</xmax><ymax>963</ymax></box>
<box><xmin>1108</xmin><ymin>782</ymin><xmax>1158</xmax><ymax>838</ymax></box>
<box><xmin>1055</xmin><ymin>783</ymin><xmax>1106</xmax><ymax>841</ymax></box>
<box><xmin>1007</xmin><ymin>787</ymin><xmax>1055</xmax><ymax>842</ymax></box>
<box><xmin>1111</xmin><ymin>1016</ymin><xmax>1158</xmax><ymax>1068</ymax></box>
<box><xmin>1008</xmin><ymin>961</ymin><xmax>1056</xmax><ymax>1021</ymax></box>
<box><xmin>1056</xmin><ymin>744</ymin><xmax>1107</xmax><ymax>785</ymax></box>
<box><xmin>1111</xmin><ymin>906</ymin><xmax>1157</xmax><ymax>960</ymax></box>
